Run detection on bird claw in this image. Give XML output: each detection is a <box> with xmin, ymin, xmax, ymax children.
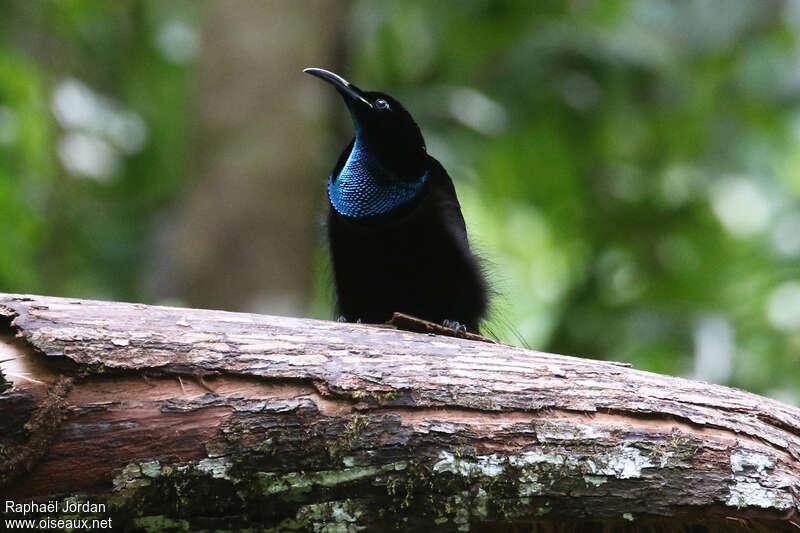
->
<box><xmin>443</xmin><ymin>319</ymin><xmax>467</xmax><ymax>333</ymax></box>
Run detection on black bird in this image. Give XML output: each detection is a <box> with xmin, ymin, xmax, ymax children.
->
<box><xmin>304</xmin><ymin>68</ymin><xmax>488</xmax><ymax>332</ymax></box>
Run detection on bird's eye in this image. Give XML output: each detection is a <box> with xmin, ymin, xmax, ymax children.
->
<box><xmin>375</xmin><ymin>99</ymin><xmax>390</xmax><ymax>110</ymax></box>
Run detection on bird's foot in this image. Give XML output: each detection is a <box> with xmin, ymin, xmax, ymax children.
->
<box><xmin>442</xmin><ymin>319</ymin><xmax>467</xmax><ymax>333</ymax></box>
<box><xmin>337</xmin><ymin>316</ymin><xmax>362</xmax><ymax>324</ymax></box>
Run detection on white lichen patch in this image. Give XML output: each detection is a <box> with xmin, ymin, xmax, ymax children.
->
<box><xmin>726</xmin><ymin>448</ymin><xmax>791</xmax><ymax>510</ymax></box>
<box><xmin>730</xmin><ymin>449</ymin><xmax>774</xmax><ymax>474</ymax></box>
<box><xmin>430</xmin><ymin>443</ymin><xmax>665</xmax><ymax>505</ymax></box>
<box><xmin>583</xmin><ymin>475</ymin><xmax>607</xmax><ymax>487</ymax></box>
<box><xmin>508</xmin><ymin>449</ymin><xmax>580</xmax><ymax>470</ymax></box>
<box><xmin>432</xmin><ymin>448</ymin><xmax>591</xmax><ymax>499</ymax></box>
<box><xmin>139</xmin><ymin>461</ymin><xmax>161</xmax><ymax>478</ymax></box>
<box><xmin>432</xmin><ymin>451</ymin><xmax>505</xmax><ymax>477</ymax></box>
<box><xmin>196</xmin><ymin>457</ymin><xmax>232</xmax><ymax>480</ymax></box>
<box><xmin>587</xmin><ymin>446</ymin><xmax>654</xmax><ymax>479</ymax></box>
<box><xmin>518</xmin><ymin>470</ymin><xmax>544</xmax><ymax>496</ymax></box>
<box><xmin>112</xmin><ymin>463</ymin><xmax>150</xmax><ymax>492</ymax></box>
<box><xmin>294</xmin><ymin>499</ymin><xmax>366</xmax><ymax>532</ymax></box>
<box><xmin>331</xmin><ymin>502</ymin><xmax>362</xmax><ymax>525</ymax></box>
<box><xmin>726</xmin><ymin>480</ymin><xmax>793</xmax><ymax>510</ymax></box>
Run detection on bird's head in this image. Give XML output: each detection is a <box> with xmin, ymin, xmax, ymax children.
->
<box><xmin>304</xmin><ymin>67</ymin><xmax>426</xmax><ymax>178</ymax></box>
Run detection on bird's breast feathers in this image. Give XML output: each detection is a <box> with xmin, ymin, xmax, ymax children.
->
<box><xmin>329</xmin><ymin>140</ymin><xmax>428</xmax><ymax>218</ymax></box>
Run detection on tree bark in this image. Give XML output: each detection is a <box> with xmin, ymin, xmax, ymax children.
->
<box><xmin>147</xmin><ymin>0</ymin><xmax>345</xmax><ymax>316</ymax></box>
<box><xmin>1</xmin><ymin>293</ymin><xmax>798</xmax><ymax>532</ymax></box>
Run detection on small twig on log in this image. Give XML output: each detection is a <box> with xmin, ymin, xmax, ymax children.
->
<box><xmin>388</xmin><ymin>312</ymin><xmax>499</xmax><ymax>343</ymax></box>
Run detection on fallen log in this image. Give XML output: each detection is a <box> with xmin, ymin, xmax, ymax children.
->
<box><xmin>0</xmin><ymin>293</ymin><xmax>798</xmax><ymax>532</ymax></box>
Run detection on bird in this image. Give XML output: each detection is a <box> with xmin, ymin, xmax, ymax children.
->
<box><xmin>304</xmin><ymin>67</ymin><xmax>488</xmax><ymax>333</ymax></box>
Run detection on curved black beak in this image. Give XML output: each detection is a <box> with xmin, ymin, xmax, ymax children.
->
<box><xmin>303</xmin><ymin>67</ymin><xmax>373</xmax><ymax>109</ymax></box>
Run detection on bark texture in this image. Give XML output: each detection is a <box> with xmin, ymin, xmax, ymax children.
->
<box><xmin>1</xmin><ymin>293</ymin><xmax>799</xmax><ymax>532</ymax></box>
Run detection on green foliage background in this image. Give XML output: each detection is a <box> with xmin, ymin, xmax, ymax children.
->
<box><xmin>1</xmin><ymin>0</ymin><xmax>798</xmax><ymax>403</ymax></box>
<box><xmin>0</xmin><ymin>1</ymin><xmax>196</xmax><ymax>300</ymax></box>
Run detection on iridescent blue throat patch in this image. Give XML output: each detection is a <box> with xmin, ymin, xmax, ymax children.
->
<box><xmin>329</xmin><ymin>140</ymin><xmax>427</xmax><ymax>218</ymax></box>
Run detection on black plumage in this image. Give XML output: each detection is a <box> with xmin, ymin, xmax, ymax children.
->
<box><xmin>305</xmin><ymin>68</ymin><xmax>488</xmax><ymax>332</ymax></box>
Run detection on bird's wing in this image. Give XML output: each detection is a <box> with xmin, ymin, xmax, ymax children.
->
<box><xmin>425</xmin><ymin>154</ymin><xmax>470</xmax><ymax>245</ymax></box>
